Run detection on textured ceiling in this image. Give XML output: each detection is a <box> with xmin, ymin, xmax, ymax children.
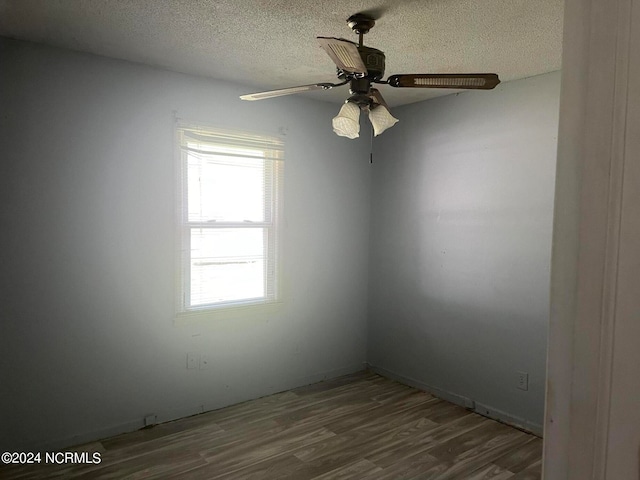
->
<box><xmin>0</xmin><ymin>0</ymin><xmax>563</xmax><ymax>107</ymax></box>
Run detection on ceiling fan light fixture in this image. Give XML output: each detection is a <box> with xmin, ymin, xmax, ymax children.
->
<box><xmin>368</xmin><ymin>104</ymin><xmax>399</xmax><ymax>136</ymax></box>
<box><xmin>332</xmin><ymin>101</ymin><xmax>361</xmax><ymax>139</ymax></box>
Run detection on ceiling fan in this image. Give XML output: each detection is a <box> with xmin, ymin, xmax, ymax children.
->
<box><xmin>240</xmin><ymin>13</ymin><xmax>500</xmax><ymax>138</ymax></box>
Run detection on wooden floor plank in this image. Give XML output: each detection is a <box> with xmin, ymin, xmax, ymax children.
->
<box><xmin>364</xmin><ymin>452</ymin><xmax>441</xmax><ymax>480</ymax></box>
<box><xmin>213</xmin><ymin>453</ymin><xmax>313</xmax><ymax>480</ymax></box>
<box><xmin>214</xmin><ymin>376</ymin><xmax>386</xmax><ymax>431</ymax></box>
<box><xmin>465</xmin><ymin>463</ymin><xmax>515</xmax><ymax>480</ymax></box>
<box><xmin>0</xmin><ymin>372</ymin><xmax>542</xmax><ymax>480</ymax></box>
<box><xmin>310</xmin><ymin>458</ymin><xmax>383</xmax><ymax>479</ymax></box>
<box><xmin>412</xmin><ymin>429</ymin><xmax>531</xmax><ymax>480</ymax></box>
<box><xmin>509</xmin><ymin>459</ymin><xmax>543</xmax><ymax>479</ymax></box>
<box><xmin>289</xmin><ymin>371</ymin><xmax>378</xmax><ymax>396</ymax></box>
<box><xmin>193</xmin><ymin>426</ymin><xmax>335</xmax><ymax>478</ymax></box>
<box><xmin>292</xmin><ymin>417</ymin><xmax>440</xmax><ymax>478</ymax></box>
<box><xmin>366</xmin><ymin>412</ymin><xmax>491</xmax><ymax>469</ymax></box>
<box><xmin>493</xmin><ymin>437</ymin><xmax>543</xmax><ymax>473</ymax></box>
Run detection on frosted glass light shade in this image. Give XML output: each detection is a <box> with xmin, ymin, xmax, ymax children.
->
<box><xmin>369</xmin><ymin>105</ymin><xmax>399</xmax><ymax>136</ymax></box>
<box><xmin>332</xmin><ymin>102</ymin><xmax>361</xmax><ymax>139</ymax></box>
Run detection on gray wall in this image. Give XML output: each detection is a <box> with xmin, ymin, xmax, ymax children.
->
<box><xmin>0</xmin><ymin>35</ymin><xmax>560</xmax><ymax>450</ymax></box>
<box><xmin>0</xmin><ymin>38</ymin><xmax>370</xmax><ymax>451</ymax></box>
<box><xmin>368</xmin><ymin>72</ymin><xmax>560</xmax><ymax>433</ymax></box>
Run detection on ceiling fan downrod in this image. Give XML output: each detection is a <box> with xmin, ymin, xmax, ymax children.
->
<box><xmin>347</xmin><ymin>13</ymin><xmax>375</xmax><ymax>46</ymax></box>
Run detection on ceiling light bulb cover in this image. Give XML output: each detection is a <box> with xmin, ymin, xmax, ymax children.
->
<box><xmin>332</xmin><ymin>102</ymin><xmax>361</xmax><ymax>139</ymax></box>
<box><xmin>369</xmin><ymin>105</ymin><xmax>399</xmax><ymax>136</ymax></box>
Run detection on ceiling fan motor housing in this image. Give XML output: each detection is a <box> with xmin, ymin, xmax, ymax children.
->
<box><xmin>359</xmin><ymin>46</ymin><xmax>385</xmax><ymax>80</ymax></box>
<box><xmin>336</xmin><ymin>45</ymin><xmax>385</xmax><ymax>83</ymax></box>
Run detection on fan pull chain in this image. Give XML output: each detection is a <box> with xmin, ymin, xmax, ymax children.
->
<box><xmin>370</xmin><ymin>123</ymin><xmax>374</xmax><ymax>164</ymax></box>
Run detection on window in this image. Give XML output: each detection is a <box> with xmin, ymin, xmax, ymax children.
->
<box><xmin>176</xmin><ymin>124</ymin><xmax>283</xmax><ymax>313</ymax></box>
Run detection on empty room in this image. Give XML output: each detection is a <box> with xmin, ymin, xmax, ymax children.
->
<box><xmin>1</xmin><ymin>1</ymin><xmax>639</xmax><ymax>479</ymax></box>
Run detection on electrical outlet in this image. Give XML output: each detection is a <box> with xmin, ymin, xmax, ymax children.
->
<box><xmin>199</xmin><ymin>354</ymin><xmax>209</xmax><ymax>369</ymax></box>
<box><xmin>187</xmin><ymin>353</ymin><xmax>199</xmax><ymax>369</ymax></box>
<box><xmin>517</xmin><ymin>371</ymin><xmax>529</xmax><ymax>391</ymax></box>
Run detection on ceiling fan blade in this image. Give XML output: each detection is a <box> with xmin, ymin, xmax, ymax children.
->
<box><xmin>387</xmin><ymin>73</ymin><xmax>500</xmax><ymax>90</ymax></box>
<box><xmin>357</xmin><ymin>7</ymin><xmax>387</xmax><ymax>20</ymax></box>
<box><xmin>240</xmin><ymin>82</ymin><xmax>338</xmax><ymax>101</ymax></box>
<box><xmin>370</xmin><ymin>88</ymin><xmax>389</xmax><ymax>109</ymax></box>
<box><xmin>317</xmin><ymin>37</ymin><xmax>368</xmax><ymax>75</ymax></box>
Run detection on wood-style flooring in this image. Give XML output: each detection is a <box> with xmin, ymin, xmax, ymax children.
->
<box><xmin>1</xmin><ymin>371</ymin><xmax>542</xmax><ymax>479</ymax></box>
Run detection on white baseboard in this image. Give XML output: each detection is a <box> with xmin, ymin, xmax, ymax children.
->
<box><xmin>30</xmin><ymin>419</ymin><xmax>144</xmax><ymax>453</ymax></box>
<box><xmin>27</xmin><ymin>362</ymin><xmax>366</xmax><ymax>452</ymax></box>
<box><xmin>366</xmin><ymin>363</ymin><xmax>543</xmax><ymax>437</ymax></box>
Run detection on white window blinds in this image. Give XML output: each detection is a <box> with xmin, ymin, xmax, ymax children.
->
<box><xmin>177</xmin><ymin>124</ymin><xmax>283</xmax><ymax>312</ymax></box>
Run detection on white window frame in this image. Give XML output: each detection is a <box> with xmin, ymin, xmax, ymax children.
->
<box><xmin>175</xmin><ymin>123</ymin><xmax>283</xmax><ymax>316</ymax></box>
